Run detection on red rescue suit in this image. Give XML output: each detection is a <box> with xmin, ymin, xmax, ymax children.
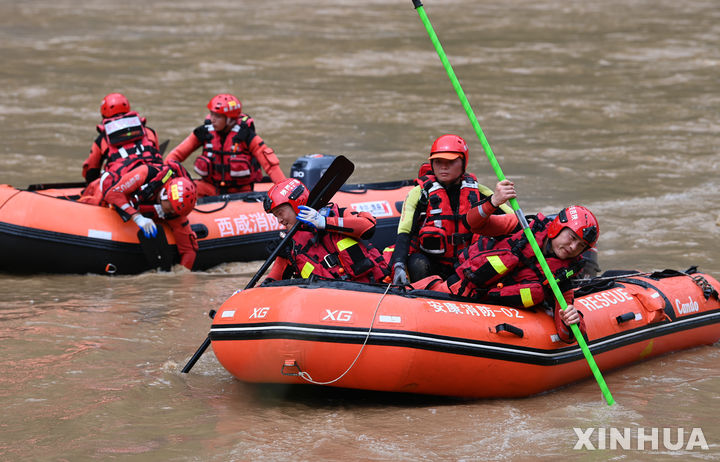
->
<box><xmin>449</xmin><ymin>214</ymin><xmax>581</xmax><ymax>306</ymax></box>
<box><xmin>443</xmin><ymin>201</ymin><xmax>588</xmax><ymax>343</ymax></box>
<box><xmin>82</xmin><ymin>112</ymin><xmax>161</xmax><ymax>181</ymax></box>
<box><xmin>165</xmin><ymin>114</ymin><xmax>285</xmax><ymax>196</ymax></box>
<box><xmin>267</xmin><ymin>204</ymin><xmax>390</xmax><ymax>283</ymax></box>
<box><xmin>409</xmin><ymin>173</ymin><xmax>481</xmax><ymax>268</ymax></box>
<box><xmin>80</xmin><ymin>112</ymin><xmax>161</xmax><ymax>205</ymax></box>
<box><xmin>104</xmin><ymin>161</ymin><xmax>198</xmax><ymax>270</ymax></box>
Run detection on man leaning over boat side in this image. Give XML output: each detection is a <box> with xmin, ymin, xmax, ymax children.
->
<box><xmin>262</xmin><ymin>178</ymin><xmax>390</xmax><ymax>284</ymax></box>
<box><xmin>79</xmin><ymin>93</ymin><xmax>162</xmax><ymax>205</ymax></box>
<box><xmin>414</xmin><ymin>180</ymin><xmax>598</xmax><ymax>343</ymax></box>
<box><xmin>391</xmin><ymin>134</ymin><xmax>507</xmax><ymax>286</ymax></box>
<box><xmin>103</xmin><ymin>161</ymin><xmax>199</xmax><ymax>270</ymax></box>
<box><xmin>164</xmin><ymin>93</ymin><xmax>286</xmax><ymax>197</ymax></box>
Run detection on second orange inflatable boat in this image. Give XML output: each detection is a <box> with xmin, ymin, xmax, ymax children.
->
<box><xmin>0</xmin><ymin>155</ymin><xmax>416</xmax><ymax>274</ymax></box>
<box><xmin>208</xmin><ymin>269</ymin><xmax>720</xmax><ymax>398</ymax></box>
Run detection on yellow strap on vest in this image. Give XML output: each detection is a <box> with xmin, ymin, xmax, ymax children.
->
<box><xmin>301</xmin><ymin>262</ymin><xmax>315</xmax><ymax>279</ymax></box>
<box><xmin>161</xmin><ymin>169</ymin><xmax>173</xmax><ymax>184</ymax></box>
<box><xmin>519</xmin><ymin>287</ymin><xmax>534</xmax><ymax>308</ymax></box>
<box><xmin>336</xmin><ymin>237</ymin><xmax>358</xmax><ymax>252</ymax></box>
<box><xmin>487</xmin><ymin>255</ymin><xmax>508</xmax><ymax>275</ymax></box>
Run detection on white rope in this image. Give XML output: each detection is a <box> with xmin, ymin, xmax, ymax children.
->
<box><xmin>297</xmin><ymin>282</ymin><xmax>393</xmax><ymax>385</ymax></box>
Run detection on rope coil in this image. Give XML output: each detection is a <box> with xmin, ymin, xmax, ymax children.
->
<box><xmin>296</xmin><ymin>282</ymin><xmax>393</xmax><ymax>385</ymax></box>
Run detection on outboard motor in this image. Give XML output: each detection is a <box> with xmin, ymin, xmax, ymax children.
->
<box><xmin>290</xmin><ymin>154</ymin><xmax>336</xmax><ymax>190</ymax></box>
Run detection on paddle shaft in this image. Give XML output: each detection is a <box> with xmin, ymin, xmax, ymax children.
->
<box><xmin>181</xmin><ymin>156</ymin><xmax>355</xmax><ymax>374</ymax></box>
<box><xmin>412</xmin><ymin>0</ymin><xmax>614</xmax><ymax>405</ymax></box>
<box><xmin>244</xmin><ymin>158</ymin><xmax>354</xmax><ymax>288</ymax></box>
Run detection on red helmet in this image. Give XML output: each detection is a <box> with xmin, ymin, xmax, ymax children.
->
<box><xmin>161</xmin><ymin>178</ymin><xmax>197</xmax><ymax>216</ymax></box>
<box><xmin>100</xmin><ymin>93</ymin><xmax>131</xmax><ymax>118</ymax></box>
<box><xmin>429</xmin><ymin>134</ymin><xmax>469</xmax><ymax>169</ymax></box>
<box><xmin>264</xmin><ymin>178</ymin><xmax>308</xmax><ymax>214</ymax></box>
<box><xmin>207</xmin><ymin>93</ymin><xmax>242</xmax><ymax>118</ymax></box>
<box><xmin>547</xmin><ymin>205</ymin><xmax>599</xmax><ymax>248</ymax></box>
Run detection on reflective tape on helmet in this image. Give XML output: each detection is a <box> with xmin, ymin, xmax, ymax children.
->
<box><xmin>171</xmin><ymin>183</ymin><xmax>180</xmax><ymax>201</ymax></box>
<box><xmin>336</xmin><ymin>237</ymin><xmax>358</xmax><ymax>252</ymax></box>
<box><xmin>487</xmin><ymin>255</ymin><xmax>508</xmax><ymax>275</ymax></box>
<box><xmin>520</xmin><ymin>288</ymin><xmax>534</xmax><ymax>308</ymax></box>
<box><xmin>301</xmin><ymin>262</ymin><xmax>315</xmax><ymax>279</ymax></box>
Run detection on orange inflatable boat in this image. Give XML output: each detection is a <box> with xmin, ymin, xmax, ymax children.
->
<box><xmin>208</xmin><ymin>269</ymin><xmax>720</xmax><ymax>398</ymax></box>
<box><xmin>0</xmin><ymin>155</ymin><xmax>417</xmax><ymax>274</ymax></box>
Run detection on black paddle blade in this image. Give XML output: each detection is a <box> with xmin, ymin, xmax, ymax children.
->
<box><xmin>242</xmin><ymin>155</ymin><xmax>355</xmax><ymax>290</ymax></box>
<box><xmin>306</xmin><ymin>155</ymin><xmax>354</xmax><ymax>209</ymax></box>
<box><xmin>137</xmin><ymin>227</ymin><xmax>173</xmax><ymax>271</ymax></box>
<box><xmin>158</xmin><ymin>139</ymin><xmax>170</xmax><ymax>155</ymax></box>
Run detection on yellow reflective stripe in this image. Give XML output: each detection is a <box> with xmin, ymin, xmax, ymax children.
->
<box><xmin>397</xmin><ymin>185</ymin><xmax>423</xmax><ymax>234</ymax></box>
<box><xmin>336</xmin><ymin>237</ymin><xmax>358</xmax><ymax>252</ymax></box>
<box><xmin>300</xmin><ymin>262</ymin><xmax>315</xmax><ymax>279</ymax></box>
<box><xmin>487</xmin><ymin>255</ymin><xmax>508</xmax><ymax>275</ymax></box>
<box><xmin>520</xmin><ymin>288</ymin><xmax>534</xmax><ymax>308</ymax></box>
<box><xmin>383</xmin><ymin>246</ymin><xmax>394</xmax><ymax>253</ymax></box>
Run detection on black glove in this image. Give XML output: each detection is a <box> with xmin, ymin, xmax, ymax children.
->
<box><xmin>266</xmin><ymin>238</ymin><xmax>292</xmax><ymax>260</ymax></box>
<box><xmin>232</xmin><ymin>123</ymin><xmax>254</xmax><ymax>145</ymax></box>
<box><xmin>85</xmin><ymin>168</ymin><xmax>100</xmax><ymax>184</ymax></box>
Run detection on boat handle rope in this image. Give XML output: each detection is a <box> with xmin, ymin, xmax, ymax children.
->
<box><xmin>191</xmin><ymin>198</ymin><xmax>230</xmax><ymax>214</ymax></box>
<box><xmin>294</xmin><ymin>281</ymin><xmax>393</xmax><ymax>386</ymax></box>
<box><xmin>0</xmin><ymin>189</ymin><xmax>23</xmax><ymax>212</ymax></box>
<box><xmin>690</xmin><ymin>274</ymin><xmax>719</xmax><ymax>300</ymax></box>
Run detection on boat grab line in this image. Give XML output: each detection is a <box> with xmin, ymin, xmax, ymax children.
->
<box><xmin>210</xmin><ymin>310</ymin><xmax>720</xmax><ymax>361</ymax></box>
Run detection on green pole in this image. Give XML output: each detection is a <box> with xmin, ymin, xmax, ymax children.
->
<box><xmin>411</xmin><ymin>0</ymin><xmax>614</xmax><ymax>406</ymax></box>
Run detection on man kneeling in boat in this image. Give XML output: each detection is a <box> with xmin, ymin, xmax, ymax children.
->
<box><xmin>79</xmin><ymin>92</ymin><xmax>163</xmax><ymax>205</ymax></box>
<box><xmin>263</xmin><ymin>178</ymin><xmax>390</xmax><ymax>283</ymax></box>
<box><xmin>419</xmin><ymin>180</ymin><xmax>598</xmax><ymax>343</ymax></box>
<box><xmin>103</xmin><ymin>161</ymin><xmax>199</xmax><ymax>270</ymax></box>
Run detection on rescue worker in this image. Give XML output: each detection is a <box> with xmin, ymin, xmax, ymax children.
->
<box><xmin>391</xmin><ymin>134</ymin><xmax>494</xmax><ymax>285</ymax></box>
<box><xmin>424</xmin><ymin>179</ymin><xmax>597</xmax><ymax>343</ymax></box>
<box><xmin>263</xmin><ymin>178</ymin><xmax>390</xmax><ymax>283</ymax></box>
<box><xmin>103</xmin><ymin>160</ymin><xmax>199</xmax><ymax>270</ymax></box>
<box><xmin>79</xmin><ymin>93</ymin><xmax>162</xmax><ymax>205</ymax></box>
<box><xmin>165</xmin><ymin>93</ymin><xmax>286</xmax><ymax>197</ymax></box>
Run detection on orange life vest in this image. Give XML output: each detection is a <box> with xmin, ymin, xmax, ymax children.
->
<box><xmin>450</xmin><ymin>213</ymin><xmax>583</xmax><ymax>306</ymax></box>
<box><xmin>192</xmin><ymin>114</ymin><xmax>263</xmax><ymax>188</ymax></box>
<box><xmin>409</xmin><ymin>173</ymin><xmax>481</xmax><ymax>266</ymax></box>
<box><xmin>97</xmin><ymin>111</ymin><xmax>161</xmax><ymax>175</ymax></box>
<box><xmin>115</xmin><ymin>161</ymin><xmax>192</xmax><ymax>221</ymax></box>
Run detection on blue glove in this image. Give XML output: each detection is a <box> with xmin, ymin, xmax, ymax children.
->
<box><xmin>132</xmin><ymin>214</ymin><xmax>157</xmax><ymax>238</ymax></box>
<box><xmin>297</xmin><ymin>205</ymin><xmax>326</xmax><ymax>229</ymax></box>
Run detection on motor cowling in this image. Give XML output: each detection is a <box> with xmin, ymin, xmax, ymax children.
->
<box><xmin>290</xmin><ymin>154</ymin><xmax>336</xmax><ymax>190</ymax></box>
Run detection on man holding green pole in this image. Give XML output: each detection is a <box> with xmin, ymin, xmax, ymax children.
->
<box><xmin>419</xmin><ymin>179</ymin><xmax>598</xmax><ymax>344</ymax></box>
<box><xmin>411</xmin><ymin>0</ymin><xmax>615</xmax><ymax>405</ymax></box>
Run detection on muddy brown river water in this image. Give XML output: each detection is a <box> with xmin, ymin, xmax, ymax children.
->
<box><xmin>0</xmin><ymin>0</ymin><xmax>718</xmax><ymax>460</ymax></box>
